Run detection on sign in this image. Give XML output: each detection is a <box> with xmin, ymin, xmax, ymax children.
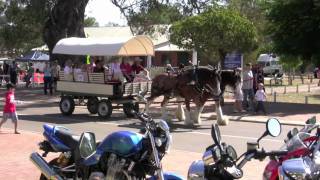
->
<box><xmin>223</xmin><ymin>52</ymin><xmax>243</xmax><ymax>69</ymax></box>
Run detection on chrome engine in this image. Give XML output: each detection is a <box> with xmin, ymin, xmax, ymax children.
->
<box><xmin>105</xmin><ymin>153</ymin><xmax>140</xmax><ymax>180</ymax></box>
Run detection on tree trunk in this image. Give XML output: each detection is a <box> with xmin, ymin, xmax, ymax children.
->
<box><xmin>218</xmin><ymin>49</ymin><xmax>227</xmax><ymax>69</ymax></box>
<box><xmin>43</xmin><ymin>0</ymin><xmax>89</xmax><ymax>63</ymax></box>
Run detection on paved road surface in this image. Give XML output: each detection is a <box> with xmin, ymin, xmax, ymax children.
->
<box><xmin>0</xmin><ymin>99</ymin><xmax>298</xmax><ymax>179</ymax></box>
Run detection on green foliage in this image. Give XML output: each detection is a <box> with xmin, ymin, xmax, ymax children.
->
<box><xmin>279</xmin><ymin>55</ymin><xmax>302</xmax><ymax>71</ymax></box>
<box><xmin>170</xmin><ymin>7</ymin><xmax>258</xmax><ymax>63</ymax></box>
<box><xmin>84</xmin><ymin>16</ymin><xmax>99</xmax><ymax>27</ymax></box>
<box><xmin>266</xmin><ymin>0</ymin><xmax>320</xmax><ymax>62</ymax></box>
<box><xmin>0</xmin><ymin>0</ymin><xmax>50</xmax><ymax>56</ymax></box>
<box><xmin>128</xmin><ymin>3</ymin><xmax>183</xmax><ymax>34</ymax></box>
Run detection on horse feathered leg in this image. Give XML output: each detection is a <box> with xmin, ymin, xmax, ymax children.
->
<box><xmin>194</xmin><ymin>104</ymin><xmax>204</xmax><ymax>125</ymax></box>
<box><xmin>161</xmin><ymin>96</ymin><xmax>171</xmax><ymax>122</ymax></box>
<box><xmin>184</xmin><ymin>100</ymin><xmax>193</xmax><ymax>126</ymax></box>
<box><xmin>175</xmin><ymin>97</ymin><xmax>186</xmax><ymax>122</ymax></box>
<box><xmin>216</xmin><ymin>101</ymin><xmax>229</xmax><ymax>126</ymax></box>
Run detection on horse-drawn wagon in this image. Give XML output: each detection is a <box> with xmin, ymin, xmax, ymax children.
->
<box><xmin>53</xmin><ymin>36</ymin><xmax>154</xmax><ymax>119</ymax></box>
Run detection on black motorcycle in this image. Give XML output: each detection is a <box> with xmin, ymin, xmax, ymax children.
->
<box><xmin>187</xmin><ymin>118</ymin><xmax>288</xmax><ymax>179</ymax></box>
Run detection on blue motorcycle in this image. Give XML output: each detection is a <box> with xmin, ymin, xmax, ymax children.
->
<box><xmin>30</xmin><ymin>112</ymin><xmax>184</xmax><ymax>180</ymax></box>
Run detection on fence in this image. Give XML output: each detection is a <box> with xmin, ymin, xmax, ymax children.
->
<box><xmin>267</xmin><ymin>83</ymin><xmax>320</xmax><ymax>104</ymax></box>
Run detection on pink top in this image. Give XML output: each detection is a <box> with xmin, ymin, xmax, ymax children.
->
<box><xmin>120</xmin><ymin>63</ymin><xmax>133</xmax><ymax>75</ymax></box>
<box><xmin>3</xmin><ymin>91</ymin><xmax>16</xmax><ymax>113</ymax></box>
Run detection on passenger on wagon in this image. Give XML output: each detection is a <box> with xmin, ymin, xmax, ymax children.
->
<box><xmin>120</xmin><ymin>58</ymin><xmax>133</xmax><ymax>82</ymax></box>
<box><xmin>108</xmin><ymin>58</ymin><xmax>123</xmax><ymax>82</ymax></box>
<box><xmin>131</xmin><ymin>57</ymin><xmax>144</xmax><ymax>75</ymax></box>
<box><xmin>93</xmin><ymin>60</ymin><xmax>104</xmax><ymax>73</ymax></box>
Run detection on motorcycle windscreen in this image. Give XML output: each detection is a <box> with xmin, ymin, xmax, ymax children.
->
<box><xmin>97</xmin><ymin>131</ymin><xmax>143</xmax><ymax>157</ymax></box>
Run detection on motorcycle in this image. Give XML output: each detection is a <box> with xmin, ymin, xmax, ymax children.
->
<box><xmin>263</xmin><ymin>117</ymin><xmax>319</xmax><ymax>180</ymax></box>
<box><xmin>278</xmin><ymin>135</ymin><xmax>320</xmax><ymax>180</ymax></box>
<box><xmin>187</xmin><ymin>118</ymin><xmax>288</xmax><ymax>180</ymax></box>
<box><xmin>30</xmin><ymin>112</ymin><xmax>184</xmax><ymax>180</ymax></box>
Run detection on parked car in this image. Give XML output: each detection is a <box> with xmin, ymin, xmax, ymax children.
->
<box><xmin>257</xmin><ymin>54</ymin><xmax>283</xmax><ymax>77</ymax></box>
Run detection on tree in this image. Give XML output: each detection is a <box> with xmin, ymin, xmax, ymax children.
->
<box><xmin>170</xmin><ymin>7</ymin><xmax>258</xmax><ymax>64</ymax></box>
<box><xmin>84</xmin><ymin>16</ymin><xmax>99</xmax><ymax>27</ymax></box>
<box><xmin>266</xmin><ymin>0</ymin><xmax>320</xmax><ymax>63</ymax></box>
<box><xmin>0</xmin><ymin>0</ymin><xmax>51</xmax><ymax>56</ymax></box>
<box><xmin>111</xmin><ymin>0</ymin><xmax>212</xmax><ymax>35</ymax></box>
<box><xmin>43</xmin><ymin>0</ymin><xmax>89</xmax><ymax>59</ymax></box>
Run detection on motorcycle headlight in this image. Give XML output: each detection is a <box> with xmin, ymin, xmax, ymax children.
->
<box><xmin>155</xmin><ymin>137</ymin><xmax>162</xmax><ymax>147</ymax></box>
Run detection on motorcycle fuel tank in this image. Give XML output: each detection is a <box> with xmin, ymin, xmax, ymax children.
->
<box><xmin>97</xmin><ymin>131</ymin><xmax>144</xmax><ymax>157</ymax></box>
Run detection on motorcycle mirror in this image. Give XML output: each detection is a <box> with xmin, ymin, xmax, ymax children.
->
<box><xmin>257</xmin><ymin>118</ymin><xmax>281</xmax><ymax>145</ymax></box>
<box><xmin>211</xmin><ymin>124</ymin><xmax>223</xmax><ymax>151</ymax></box>
<box><xmin>226</xmin><ymin>145</ymin><xmax>237</xmax><ymax>161</ymax></box>
<box><xmin>266</xmin><ymin>118</ymin><xmax>281</xmax><ymax>137</ymax></box>
<box><xmin>79</xmin><ymin>132</ymin><xmax>96</xmax><ymax>159</ymax></box>
<box><xmin>306</xmin><ymin>116</ymin><xmax>316</xmax><ymax>125</ymax></box>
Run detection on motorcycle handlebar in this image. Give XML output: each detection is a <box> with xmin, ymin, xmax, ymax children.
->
<box><xmin>265</xmin><ymin>150</ymin><xmax>288</xmax><ymax>157</ymax></box>
<box><xmin>132</xmin><ymin>111</ymin><xmax>151</xmax><ymax>123</ymax></box>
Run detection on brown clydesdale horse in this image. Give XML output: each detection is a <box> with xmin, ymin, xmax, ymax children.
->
<box><xmin>145</xmin><ymin>67</ymin><xmax>222</xmax><ymax>125</ymax></box>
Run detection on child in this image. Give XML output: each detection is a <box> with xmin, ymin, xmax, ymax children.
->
<box><xmin>233</xmin><ymin>68</ymin><xmax>245</xmax><ymax>113</ymax></box>
<box><xmin>0</xmin><ymin>83</ymin><xmax>20</xmax><ymax>134</ymax></box>
<box><xmin>255</xmin><ymin>83</ymin><xmax>267</xmax><ymax>115</ymax></box>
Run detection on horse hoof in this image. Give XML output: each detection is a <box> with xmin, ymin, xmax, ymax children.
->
<box><xmin>184</xmin><ymin>121</ymin><xmax>193</xmax><ymax>127</ymax></box>
<box><xmin>217</xmin><ymin>117</ymin><xmax>229</xmax><ymax>126</ymax></box>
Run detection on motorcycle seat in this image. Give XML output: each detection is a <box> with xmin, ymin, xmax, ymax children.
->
<box><xmin>54</xmin><ymin>127</ymin><xmax>80</xmax><ymax>150</ymax></box>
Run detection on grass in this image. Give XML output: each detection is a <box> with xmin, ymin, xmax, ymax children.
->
<box><xmin>264</xmin><ymin>75</ymin><xmax>319</xmax><ymax>87</ymax></box>
<box><xmin>266</xmin><ymin>90</ymin><xmax>320</xmax><ymax>104</ymax></box>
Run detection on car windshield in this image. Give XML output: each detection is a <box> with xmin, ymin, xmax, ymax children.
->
<box><xmin>271</xmin><ymin>61</ymin><xmax>278</xmax><ymax>66</ymax></box>
<box><xmin>281</xmin><ymin>132</ymin><xmax>311</xmax><ymax>151</ymax></box>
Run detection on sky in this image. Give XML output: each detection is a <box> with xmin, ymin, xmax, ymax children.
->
<box><xmin>85</xmin><ymin>0</ymin><xmax>128</xmax><ymax>26</ymax></box>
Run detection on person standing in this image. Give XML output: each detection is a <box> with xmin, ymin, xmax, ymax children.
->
<box><xmin>233</xmin><ymin>68</ymin><xmax>244</xmax><ymax>113</ymax></box>
<box><xmin>255</xmin><ymin>83</ymin><xmax>267</xmax><ymax>115</ymax></box>
<box><xmin>51</xmin><ymin>60</ymin><xmax>61</xmax><ymax>92</ymax></box>
<box><xmin>242</xmin><ymin>63</ymin><xmax>254</xmax><ymax>111</ymax></box>
<box><xmin>10</xmin><ymin>61</ymin><xmax>18</xmax><ymax>85</ymax></box>
<box><xmin>43</xmin><ymin>63</ymin><xmax>53</xmax><ymax>95</ymax></box>
<box><xmin>0</xmin><ymin>65</ymin><xmax>3</xmax><ymax>87</ymax></box>
<box><xmin>25</xmin><ymin>63</ymin><xmax>34</xmax><ymax>88</ymax></box>
<box><xmin>0</xmin><ymin>83</ymin><xmax>20</xmax><ymax>134</ymax></box>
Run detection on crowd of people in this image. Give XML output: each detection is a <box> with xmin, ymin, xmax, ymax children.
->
<box><xmin>62</xmin><ymin>56</ymin><xmax>150</xmax><ymax>84</ymax></box>
<box><xmin>233</xmin><ymin>63</ymin><xmax>267</xmax><ymax>115</ymax></box>
<box><xmin>0</xmin><ymin>61</ymin><xmax>20</xmax><ymax>87</ymax></box>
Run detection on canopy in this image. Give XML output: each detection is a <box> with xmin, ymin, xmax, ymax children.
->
<box><xmin>16</xmin><ymin>51</ymin><xmax>49</xmax><ymax>62</ymax></box>
<box><xmin>52</xmin><ymin>36</ymin><xmax>154</xmax><ymax>56</ymax></box>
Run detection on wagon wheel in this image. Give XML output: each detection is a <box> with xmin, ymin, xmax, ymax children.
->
<box><xmin>87</xmin><ymin>97</ymin><xmax>99</xmax><ymax>114</ymax></box>
<box><xmin>97</xmin><ymin>99</ymin><xmax>112</xmax><ymax>119</ymax></box>
<box><xmin>59</xmin><ymin>96</ymin><xmax>75</xmax><ymax>116</ymax></box>
<box><xmin>123</xmin><ymin>102</ymin><xmax>139</xmax><ymax>118</ymax></box>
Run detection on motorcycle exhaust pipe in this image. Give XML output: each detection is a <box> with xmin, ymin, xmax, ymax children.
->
<box><xmin>30</xmin><ymin>152</ymin><xmax>63</xmax><ymax>180</ymax></box>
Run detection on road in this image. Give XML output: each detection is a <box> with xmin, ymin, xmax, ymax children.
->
<box><xmin>0</xmin><ymin>95</ymin><xmax>299</xmax><ymax>179</ymax></box>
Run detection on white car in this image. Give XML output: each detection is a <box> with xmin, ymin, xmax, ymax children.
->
<box><xmin>257</xmin><ymin>54</ymin><xmax>283</xmax><ymax>77</ymax></box>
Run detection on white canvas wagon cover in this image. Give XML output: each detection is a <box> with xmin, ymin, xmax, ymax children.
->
<box><xmin>52</xmin><ymin>36</ymin><xmax>154</xmax><ymax>56</ymax></box>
